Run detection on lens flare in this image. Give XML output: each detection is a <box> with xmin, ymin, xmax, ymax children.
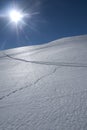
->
<box><xmin>9</xmin><ymin>10</ymin><xmax>23</xmax><ymax>23</ymax></box>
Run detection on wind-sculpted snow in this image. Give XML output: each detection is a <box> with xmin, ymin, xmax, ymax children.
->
<box><xmin>0</xmin><ymin>35</ymin><xmax>87</xmax><ymax>130</ymax></box>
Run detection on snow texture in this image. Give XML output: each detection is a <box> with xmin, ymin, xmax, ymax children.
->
<box><xmin>0</xmin><ymin>35</ymin><xmax>87</xmax><ymax>130</ymax></box>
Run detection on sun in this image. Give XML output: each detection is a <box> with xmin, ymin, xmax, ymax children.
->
<box><xmin>9</xmin><ymin>10</ymin><xmax>23</xmax><ymax>24</ymax></box>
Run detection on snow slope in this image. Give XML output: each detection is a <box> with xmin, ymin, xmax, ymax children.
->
<box><xmin>0</xmin><ymin>35</ymin><xmax>87</xmax><ymax>130</ymax></box>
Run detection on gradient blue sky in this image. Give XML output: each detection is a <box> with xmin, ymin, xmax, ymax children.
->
<box><xmin>0</xmin><ymin>0</ymin><xmax>87</xmax><ymax>50</ymax></box>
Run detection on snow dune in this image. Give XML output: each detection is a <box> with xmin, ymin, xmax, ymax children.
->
<box><xmin>0</xmin><ymin>35</ymin><xmax>87</xmax><ymax>130</ymax></box>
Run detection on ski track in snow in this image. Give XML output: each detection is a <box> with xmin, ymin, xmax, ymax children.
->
<box><xmin>0</xmin><ymin>66</ymin><xmax>58</xmax><ymax>101</ymax></box>
<box><xmin>4</xmin><ymin>53</ymin><xmax>87</xmax><ymax>68</ymax></box>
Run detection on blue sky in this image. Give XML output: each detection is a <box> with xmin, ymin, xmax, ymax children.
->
<box><xmin>0</xmin><ymin>0</ymin><xmax>87</xmax><ymax>50</ymax></box>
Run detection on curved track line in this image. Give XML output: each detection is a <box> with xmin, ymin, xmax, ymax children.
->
<box><xmin>5</xmin><ymin>54</ymin><xmax>87</xmax><ymax>68</ymax></box>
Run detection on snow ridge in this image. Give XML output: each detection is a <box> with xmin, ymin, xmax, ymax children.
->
<box><xmin>0</xmin><ymin>35</ymin><xmax>87</xmax><ymax>130</ymax></box>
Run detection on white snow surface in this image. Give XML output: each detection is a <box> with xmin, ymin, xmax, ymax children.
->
<box><xmin>0</xmin><ymin>35</ymin><xmax>87</xmax><ymax>130</ymax></box>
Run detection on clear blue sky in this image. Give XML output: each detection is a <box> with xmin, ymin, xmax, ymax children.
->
<box><xmin>0</xmin><ymin>0</ymin><xmax>87</xmax><ymax>50</ymax></box>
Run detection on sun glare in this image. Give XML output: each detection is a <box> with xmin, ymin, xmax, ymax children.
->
<box><xmin>9</xmin><ymin>10</ymin><xmax>23</xmax><ymax>23</ymax></box>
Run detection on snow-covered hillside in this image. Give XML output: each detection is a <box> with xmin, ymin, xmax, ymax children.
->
<box><xmin>0</xmin><ymin>35</ymin><xmax>87</xmax><ymax>130</ymax></box>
